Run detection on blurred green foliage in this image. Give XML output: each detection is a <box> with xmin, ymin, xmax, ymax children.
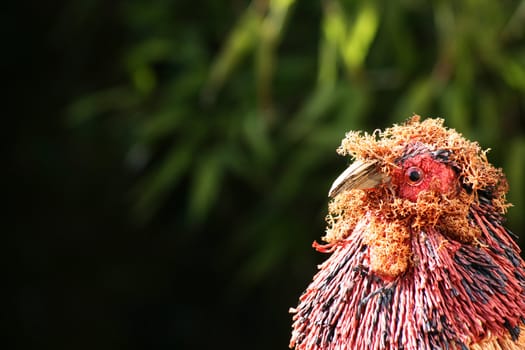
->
<box><xmin>69</xmin><ymin>0</ymin><xmax>525</xmax><ymax>238</ymax></box>
<box><xmin>30</xmin><ymin>0</ymin><xmax>525</xmax><ymax>348</ymax></box>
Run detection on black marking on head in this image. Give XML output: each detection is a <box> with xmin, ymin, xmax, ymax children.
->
<box><xmin>478</xmin><ymin>188</ymin><xmax>497</xmax><ymax>200</ymax></box>
<box><xmin>399</xmin><ymin>142</ymin><xmax>431</xmax><ymax>162</ymax></box>
<box><xmin>431</xmin><ymin>149</ymin><xmax>463</xmax><ymax>175</ymax></box>
<box><xmin>432</xmin><ymin>149</ymin><xmax>452</xmax><ymax>162</ymax></box>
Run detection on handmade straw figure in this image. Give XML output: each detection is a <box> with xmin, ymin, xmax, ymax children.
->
<box><xmin>290</xmin><ymin>116</ymin><xmax>525</xmax><ymax>350</ymax></box>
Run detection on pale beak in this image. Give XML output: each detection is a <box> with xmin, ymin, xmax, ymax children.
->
<box><xmin>328</xmin><ymin>159</ymin><xmax>389</xmax><ymax>197</ymax></box>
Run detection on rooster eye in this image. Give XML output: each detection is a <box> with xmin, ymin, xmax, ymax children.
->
<box><xmin>406</xmin><ymin>167</ymin><xmax>423</xmax><ymax>185</ymax></box>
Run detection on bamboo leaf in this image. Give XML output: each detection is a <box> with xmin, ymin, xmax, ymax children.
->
<box><xmin>202</xmin><ymin>4</ymin><xmax>262</xmax><ymax>103</ymax></box>
<box><xmin>256</xmin><ymin>0</ymin><xmax>296</xmax><ymax>116</ymax></box>
<box><xmin>67</xmin><ymin>87</ymin><xmax>141</xmax><ymax>125</ymax></box>
<box><xmin>319</xmin><ymin>1</ymin><xmax>344</xmax><ymax>87</ymax></box>
<box><xmin>188</xmin><ymin>151</ymin><xmax>225</xmax><ymax>223</ymax></box>
<box><xmin>341</xmin><ymin>2</ymin><xmax>379</xmax><ymax>73</ymax></box>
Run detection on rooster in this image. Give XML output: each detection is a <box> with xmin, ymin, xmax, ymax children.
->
<box><xmin>290</xmin><ymin>116</ymin><xmax>525</xmax><ymax>350</ymax></box>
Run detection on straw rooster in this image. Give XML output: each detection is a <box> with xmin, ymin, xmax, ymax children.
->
<box><xmin>290</xmin><ymin>116</ymin><xmax>525</xmax><ymax>350</ymax></box>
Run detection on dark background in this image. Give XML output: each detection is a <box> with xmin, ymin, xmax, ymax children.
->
<box><xmin>9</xmin><ymin>1</ymin><xmax>525</xmax><ymax>349</ymax></box>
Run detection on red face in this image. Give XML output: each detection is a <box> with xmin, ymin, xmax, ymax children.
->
<box><xmin>391</xmin><ymin>153</ymin><xmax>459</xmax><ymax>202</ymax></box>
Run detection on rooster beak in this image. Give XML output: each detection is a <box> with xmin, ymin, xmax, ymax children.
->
<box><xmin>328</xmin><ymin>159</ymin><xmax>389</xmax><ymax>197</ymax></box>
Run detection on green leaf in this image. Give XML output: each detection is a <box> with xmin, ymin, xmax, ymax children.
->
<box><xmin>202</xmin><ymin>5</ymin><xmax>262</xmax><ymax>103</ymax></box>
<box><xmin>341</xmin><ymin>2</ymin><xmax>379</xmax><ymax>73</ymax></box>
<box><xmin>187</xmin><ymin>151</ymin><xmax>225</xmax><ymax>223</ymax></box>
<box><xmin>67</xmin><ymin>87</ymin><xmax>140</xmax><ymax>125</ymax></box>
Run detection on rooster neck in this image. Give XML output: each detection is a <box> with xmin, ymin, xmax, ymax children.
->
<box><xmin>290</xmin><ymin>207</ymin><xmax>525</xmax><ymax>350</ymax></box>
